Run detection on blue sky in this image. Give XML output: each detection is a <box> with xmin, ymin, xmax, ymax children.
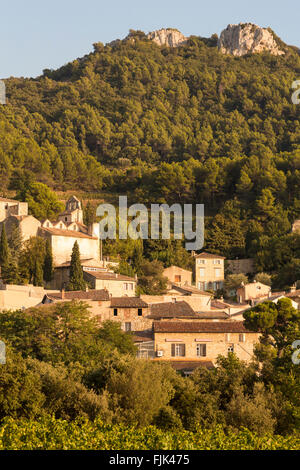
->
<box><xmin>1</xmin><ymin>0</ymin><xmax>299</xmax><ymax>78</ymax></box>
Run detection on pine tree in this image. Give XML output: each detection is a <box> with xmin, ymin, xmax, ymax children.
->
<box><xmin>43</xmin><ymin>239</ymin><xmax>53</xmax><ymax>282</ymax></box>
<box><xmin>0</xmin><ymin>225</ymin><xmax>9</xmax><ymax>266</ymax></box>
<box><xmin>33</xmin><ymin>258</ymin><xmax>44</xmax><ymax>286</ymax></box>
<box><xmin>67</xmin><ymin>241</ymin><xmax>86</xmax><ymax>291</ymax></box>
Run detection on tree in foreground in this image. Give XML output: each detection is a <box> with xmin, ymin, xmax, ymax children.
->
<box><xmin>67</xmin><ymin>241</ymin><xmax>86</xmax><ymax>291</ymax></box>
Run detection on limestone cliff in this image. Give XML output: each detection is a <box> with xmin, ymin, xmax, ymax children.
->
<box><xmin>147</xmin><ymin>28</ymin><xmax>188</xmax><ymax>47</ymax></box>
<box><xmin>218</xmin><ymin>23</ymin><xmax>285</xmax><ymax>56</ymax></box>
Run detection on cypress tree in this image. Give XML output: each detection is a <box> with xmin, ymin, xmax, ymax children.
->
<box><xmin>67</xmin><ymin>241</ymin><xmax>86</xmax><ymax>291</ymax></box>
<box><xmin>0</xmin><ymin>225</ymin><xmax>9</xmax><ymax>266</ymax></box>
<box><xmin>8</xmin><ymin>224</ymin><xmax>22</xmax><ymax>263</ymax></box>
<box><xmin>2</xmin><ymin>260</ymin><xmax>20</xmax><ymax>285</ymax></box>
<box><xmin>43</xmin><ymin>239</ymin><xmax>54</xmax><ymax>282</ymax></box>
<box><xmin>33</xmin><ymin>258</ymin><xmax>44</xmax><ymax>286</ymax></box>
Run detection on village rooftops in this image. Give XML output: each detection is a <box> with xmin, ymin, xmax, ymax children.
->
<box><xmin>42</xmin><ymin>289</ymin><xmax>110</xmax><ymax>302</ymax></box>
<box><xmin>149</xmin><ymin>301</ymin><xmax>196</xmax><ymax>318</ymax></box>
<box><xmin>170</xmin><ymin>283</ymin><xmax>211</xmax><ymax>296</ymax></box>
<box><xmin>194</xmin><ymin>311</ymin><xmax>230</xmax><ymax>320</ymax></box>
<box><xmin>133</xmin><ymin>331</ymin><xmax>154</xmax><ymax>343</ymax></box>
<box><xmin>194</xmin><ymin>252</ymin><xmax>226</xmax><ymax>259</ymax></box>
<box><xmin>84</xmin><ymin>271</ymin><xmax>136</xmax><ymax>282</ymax></box>
<box><xmin>110</xmin><ymin>297</ymin><xmax>148</xmax><ymax>308</ymax></box>
<box><xmin>56</xmin><ymin>258</ymin><xmax>108</xmax><ymax>268</ymax></box>
<box><xmin>153</xmin><ymin>321</ymin><xmax>250</xmax><ymax>333</ymax></box>
<box><xmin>39</xmin><ymin>227</ymin><xmax>98</xmax><ymax>239</ymax></box>
<box><xmin>0</xmin><ymin>197</ymin><xmax>20</xmax><ymax>203</ymax></box>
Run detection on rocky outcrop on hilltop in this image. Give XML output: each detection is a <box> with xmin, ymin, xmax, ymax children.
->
<box><xmin>147</xmin><ymin>28</ymin><xmax>188</xmax><ymax>47</ymax></box>
<box><xmin>218</xmin><ymin>23</ymin><xmax>285</xmax><ymax>56</ymax></box>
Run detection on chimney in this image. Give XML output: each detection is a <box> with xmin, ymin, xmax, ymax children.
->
<box><xmin>61</xmin><ymin>287</ymin><xmax>65</xmax><ymax>299</ymax></box>
<box><xmin>85</xmin><ymin>285</ymin><xmax>89</xmax><ymax>292</ymax></box>
<box><xmin>290</xmin><ymin>283</ymin><xmax>297</xmax><ymax>293</ymax></box>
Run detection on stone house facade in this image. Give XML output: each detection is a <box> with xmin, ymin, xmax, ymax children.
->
<box><xmin>195</xmin><ymin>252</ymin><xmax>225</xmax><ymax>291</ymax></box>
<box><xmin>153</xmin><ymin>321</ymin><xmax>259</xmax><ymax>364</ymax></box>
<box><xmin>83</xmin><ymin>271</ymin><xmax>137</xmax><ymax>297</ymax></box>
<box><xmin>236</xmin><ymin>281</ymin><xmax>271</xmax><ymax>304</ymax></box>
<box><xmin>163</xmin><ymin>266</ymin><xmax>192</xmax><ymax>286</ymax></box>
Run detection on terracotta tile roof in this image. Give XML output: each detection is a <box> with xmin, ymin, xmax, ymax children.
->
<box><xmin>110</xmin><ymin>297</ymin><xmax>148</xmax><ymax>308</ymax></box>
<box><xmin>45</xmin><ymin>289</ymin><xmax>110</xmax><ymax>301</ymax></box>
<box><xmin>84</xmin><ymin>271</ymin><xmax>136</xmax><ymax>282</ymax></box>
<box><xmin>133</xmin><ymin>331</ymin><xmax>154</xmax><ymax>342</ymax></box>
<box><xmin>194</xmin><ymin>252</ymin><xmax>226</xmax><ymax>259</ymax></box>
<box><xmin>39</xmin><ymin>227</ymin><xmax>98</xmax><ymax>239</ymax></box>
<box><xmin>149</xmin><ymin>301</ymin><xmax>196</xmax><ymax>318</ymax></box>
<box><xmin>153</xmin><ymin>321</ymin><xmax>251</xmax><ymax>333</ymax></box>
<box><xmin>0</xmin><ymin>197</ymin><xmax>19</xmax><ymax>203</ymax></box>
<box><xmin>171</xmin><ymin>283</ymin><xmax>211</xmax><ymax>296</ymax></box>
<box><xmin>195</xmin><ymin>311</ymin><xmax>230</xmax><ymax>319</ymax></box>
<box><xmin>57</xmin><ymin>259</ymin><xmax>106</xmax><ymax>268</ymax></box>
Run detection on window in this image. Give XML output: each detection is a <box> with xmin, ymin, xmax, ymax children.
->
<box><xmin>113</xmin><ymin>308</ymin><xmax>118</xmax><ymax>316</ymax></box>
<box><xmin>228</xmin><ymin>344</ymin><xmax>234</xmax><ymax>353</ymax></box>
<box><xmin>124</xmin><ymin>283</ymin><xmax>134</xmax><ymax>291</ymax></box>
<box><xmin>197</xmin><ymin>259</ymin><xmax>206</xmax><ymax>264</ymax></box>
<box><xmin>138</xmin><ymin>308</ymin><xmax>142</xmax><ymax>316</ymax></box>
<box><xmin>213</xmin><ymin>259</ymin><xmax>221</xmax><ymax>265</ymax></box>
<box><xmin>196</xmin><ymin>344</ymin><xmax>207</xmax><ymax>357</ymax></box>
<box><xmin>198</xmin><ymin>282</ymin><xmax>205</xmax><ymax>290</ymax></box>
<box><xmin>171</xmin><ymin>343</ymin><xmax>186</xmax><ymax>357</ymax></box>
<box><xmin>65</xmin><ymin>217</ymin><xmax>67</xmax><ymax>222</ymax></box>
<box><xmin>174</xmin><ymin>275</ymin><xmax>181</xmax><ymax>283</ymax></box>
<box><xmin>215</xmin><ymin>268</ymin><xmax>221</xmax><ymax>277</ymax></box>
<box><xmin>125</xmin><ymin>322</ymin><xmax>131</xmax><ymax>332</ymax></box>
<box><xmin>199</xmin><ymin>268</ymin><xmax>205</xmax><ymax>277</ymax></box>
<box><xmin>239</xmin><ymin>334</ymin><xmax>245</xmax><ymax>342</ymax></box>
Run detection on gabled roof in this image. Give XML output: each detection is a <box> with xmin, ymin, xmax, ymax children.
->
<box><xmin>149</xmin><ymin>301</ymin><xmax>195</xmax><ymax>318</ymax></box>
<box><xmin>153</xmin><ymin>321</ymin><xmax>251</xmax><ymax>333</ymax></box>
<box><xmin>194</xmin><ymin>311</ymin><xmax>230</xmax><ymax>319</ymax></box>
<box><xmin>39</xmin><ymin>227</ymin><xmax>97</xmax><ymax>239</ymax></box>
<box><xmin>42</xmin><ymin>289</ymin><xmax>110</xmax><ymax>302</ymax></box>
<box><xmin>194</xmin><ymin>252</ymin><xmax>226</xmax><ymax>259</ymax></box>
<box><xmin>0</xmin><ymin>197</ymin><xmax>19</xmax><ymax>203</ymax></box>
<box><xmin>171</xmin><ymin>283</ymin><xmax>210</xmax><ymax>296</ymax></box>
<box><xmin>84</xmin><ymin>271</ymin><xmax>136</xmax><ymax>282</ymax></box>
<box><xmin>110</xmin><ymin>297</ymin><xmax>148</xmax><ymax>308</ymax></box>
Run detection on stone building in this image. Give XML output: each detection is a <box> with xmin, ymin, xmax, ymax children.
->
<box><xmin>163</xmin><ymin>266</ymin><xmax>192</xmax><ymax>286</ymax></box>
<box><xmin>236</xmin><ymin>281</ymin><xmax>271</xmax><ymax>304</ymax></box>
<box><xmin>195</xmin><ymin>252</ymin><xmax>225</xmax><ymax>291</ymax></box>
<box><xmin>83</xmin><ymin>271</ymin><xmax>137</xmax><ymax>297</ymax></box>
<box><xmin>0</xmin><ymin>282</ymin><xmax>50</xmax><ymax>311</ymax></box>
<box><xmin>153</xmin><ymin>321</ymin><xmax>260</xmax><ymax>370</ymax></box>
<box><xmin>0</xmin><ymin>195</ymin><xmax>101</xmax><ymax>267</ymax></box>
<box><xmin>0</xmin><ymin>197</ymin><xmax>28</xmax><ymax>222</ymax></box>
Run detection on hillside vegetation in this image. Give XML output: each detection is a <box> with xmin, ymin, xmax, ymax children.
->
<box><xmin>1</xmin><ymin>30</ymin><xmax>300</xmax><ymax>278</ymax></box>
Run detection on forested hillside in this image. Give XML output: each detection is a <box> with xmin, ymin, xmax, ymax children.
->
<box><xmin>2</xmin><ymin>29</ymin><xmax>300</xmax><ymax>275</ymax></box>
